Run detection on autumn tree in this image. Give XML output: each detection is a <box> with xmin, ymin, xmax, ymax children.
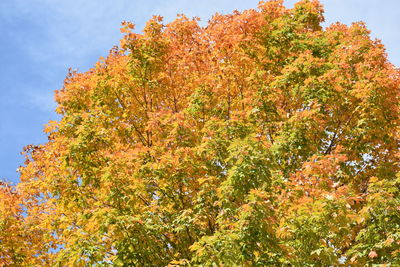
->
<box><xmin>1</xmin><ymin>0</ymin><xmax>399</xmax><ymax>265</ymax></box>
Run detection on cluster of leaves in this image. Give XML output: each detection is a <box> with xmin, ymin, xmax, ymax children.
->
<box><xmin>1</xmin><ymin>0</ymin><xmax>399</xmax><ymax>265</ymax></box>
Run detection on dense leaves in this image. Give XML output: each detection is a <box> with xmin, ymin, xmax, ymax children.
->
<box><xmin>1</xmin><ymin>0</ymin><xmax>399</xmax><ymax>265</ymax></box>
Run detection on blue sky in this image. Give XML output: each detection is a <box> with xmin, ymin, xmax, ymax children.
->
<box><xmin>0</xmin><ymin>0</ymin><xmax>399</xmax><ymax>183</ymax></box>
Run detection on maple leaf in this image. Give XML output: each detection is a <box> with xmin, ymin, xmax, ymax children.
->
<box><xmin>1</xmin><ymin>0</ymin><xmax>399</xmax><ymax>266</ymax></box>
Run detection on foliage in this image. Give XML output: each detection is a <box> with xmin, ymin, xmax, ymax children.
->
<box><xmin>1</xmin><ymin>0</ymin><xmax>399</xmax><ymax>265</ymax></box>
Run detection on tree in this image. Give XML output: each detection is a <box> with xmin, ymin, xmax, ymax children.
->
<box><xmin>2</xmin><ymin>0</ymin><xmax>399</xmax><ymax>265</ymax></box>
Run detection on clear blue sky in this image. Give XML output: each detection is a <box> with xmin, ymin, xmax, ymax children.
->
<box><xmin>1</xmin><ymin>0</ymin><xmax>399</xmax><ymax>183</ymax></box>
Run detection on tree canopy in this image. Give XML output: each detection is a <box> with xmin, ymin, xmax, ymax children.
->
<box><xmin>1</xmin><ymin>0</ymin><xmax>399</xmax><ymax>265</ymax></box>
